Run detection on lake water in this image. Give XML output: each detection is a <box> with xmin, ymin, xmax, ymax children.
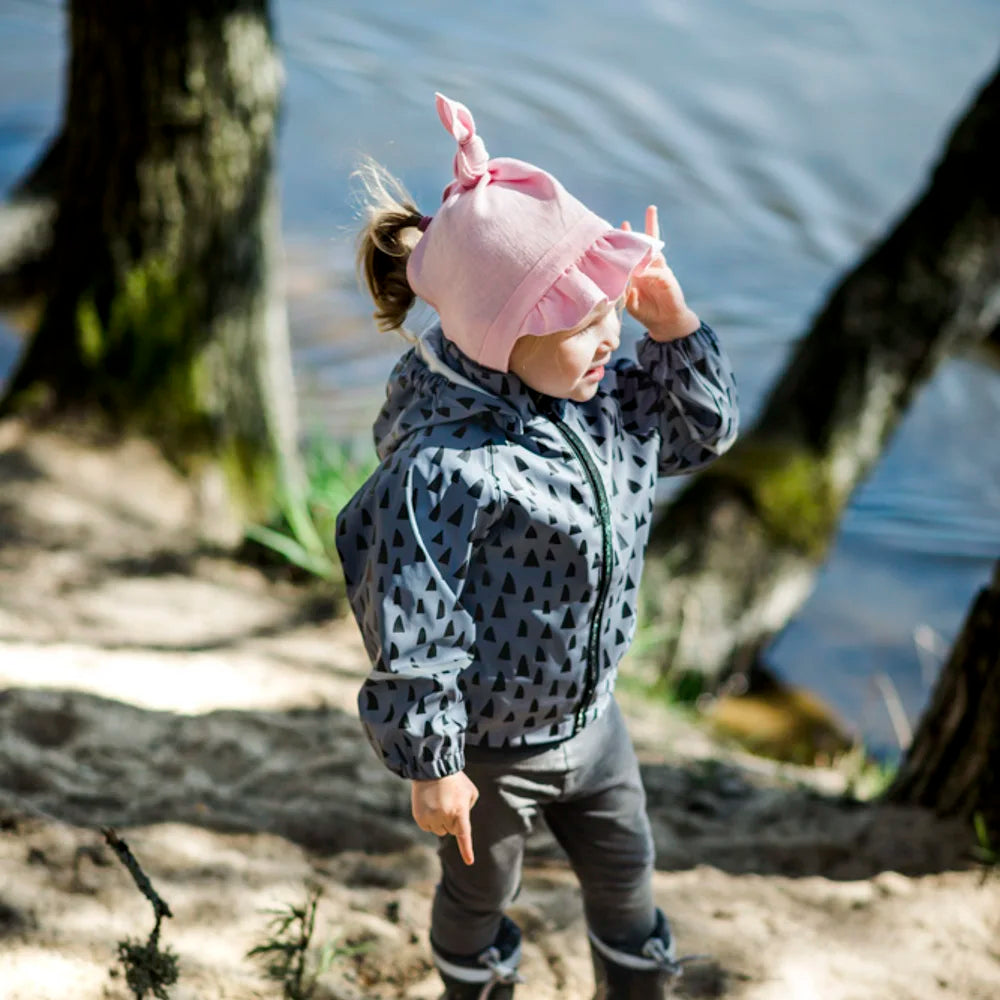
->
<box><xmin>2</xmin><ymin>0</ymin><xmax>998</xmax><ymax>755</ymax></box>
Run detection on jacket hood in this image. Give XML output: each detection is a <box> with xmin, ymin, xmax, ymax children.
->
<box><xmin>373</xmin><ymin>326</ymin><xmax>559</xmax><ymax>459</ymax></box>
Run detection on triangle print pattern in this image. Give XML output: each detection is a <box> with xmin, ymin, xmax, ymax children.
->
<box><xmin>336</xmin><ymin>322</ymin><xmax>738</xmax><ymax>780</ymax></box>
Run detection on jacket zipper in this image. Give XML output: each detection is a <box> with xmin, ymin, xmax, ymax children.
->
<box><xmin>545</xmin><ymin>408</ymin><xmax>614</xmax><ymax>735</ymax></box>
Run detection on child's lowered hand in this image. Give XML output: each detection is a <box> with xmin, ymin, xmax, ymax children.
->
<box><xmin>621</xmin><ymin>205</ymin><xmax>701</xmax><ymax>342</ymax></box>
<box><xmin>411</xmin><ymin>771</ymin><xmax>480</xmax><ymax>865</ymax></box>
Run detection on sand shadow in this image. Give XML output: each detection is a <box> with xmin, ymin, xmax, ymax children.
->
<box><xmin>635</xmin><ymin>756</ymin><xmax>974</xmax><ymax>880</ymax></box>
<box><xmin>0</xmin><ymin>443</ymin><xmax>44</xmax><ymax>485</ymax></box>
<box><xmin>0</xmin><ymin>447</ymin><xmax>44</xmax><ymax>549</ymax></box>
<box><xmin>0</xmin><ymin>686</ymin><xmax>975</xmax><ymax>883</ymax></box>
<box><xmin>0</xmin><ymin>687</ymin><xmax>417</xmax><ymax>856</ymax></box>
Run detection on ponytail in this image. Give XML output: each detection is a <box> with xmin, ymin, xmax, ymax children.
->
<box><xmin>354</xmin><ymin>158</ymin><xmax>424</xmax><ymax>334</ymax></box>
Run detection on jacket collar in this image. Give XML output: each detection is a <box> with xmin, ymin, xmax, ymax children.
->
<box><xmin>435</xmin><ymin>326</ymin><xmax>568</xmax><ymax>424</ymax></box>
<box><xmin>373</xmin><ymin>324</ymin><xmax>570</xmax><ymax>460</ymax></box>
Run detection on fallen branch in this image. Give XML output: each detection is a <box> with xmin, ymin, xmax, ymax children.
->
<box><xmin>103</xmin><ymin>827</ymin><xmax>178</xmax><ymax>1000</ymax></box>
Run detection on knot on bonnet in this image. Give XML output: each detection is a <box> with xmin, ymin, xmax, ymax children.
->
<box><xmin>406</xmin><ymin>92</ymin><xmax>662</xmax><ymax>373</ymax></box>
<box><xmin>437</xmin><ymin>92</ymin><xmax>489</xmax><ymax>189</ymax></box>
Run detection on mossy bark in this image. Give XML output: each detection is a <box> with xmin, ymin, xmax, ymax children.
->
<box><xmin>0</xmin><ymin>0</ymin><xmax>300</xmax><ymax>526</ymax></box>
<box><xmin>887</xmin><ymin>560</ymin><xmax>1000</xmax><ymax>841</ymax></box>
<box><xmin>643</xmin><ymin>59</ymin><xmax>1000</xmax><ymax>689</ymax></box>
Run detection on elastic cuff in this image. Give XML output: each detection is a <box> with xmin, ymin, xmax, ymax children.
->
<box><xmin>396</xmin><ymin>749</ymin><xmax>466</xmax><ymax>781</ymax></box>
<box><xmin>637</xmin><ymin>321</ymin><xmax>713</xmax><ymax>357</ymax></box>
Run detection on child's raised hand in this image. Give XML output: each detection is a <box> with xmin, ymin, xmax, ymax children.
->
<box><xmin>411</xmin><ymin>771</ymin><xmax>480</xmax><ymax>865</ymax></box>
<box><xmin>622</xmin><ymin>206</ymin><xmax>701</xmax><ymax>342</ymax></box>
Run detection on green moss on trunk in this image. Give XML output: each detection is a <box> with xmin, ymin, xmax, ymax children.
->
<box><xmin>0</xmin><ymin>0</ymin><xmax>297</xmax><ymax>528</ymax></box>
<box><xmin>704</xmin><ymin>442</ymin><xmax>846</xmax><ymax>559</ymax></box>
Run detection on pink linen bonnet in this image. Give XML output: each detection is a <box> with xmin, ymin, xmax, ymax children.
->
<box><xmin>406</xmin><ymin>93</ymin><xmax>663</xmax><ymax>373</ymax></box>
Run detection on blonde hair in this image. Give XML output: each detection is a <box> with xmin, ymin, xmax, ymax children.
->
<box><xmin>353</xmin><ymin>158</ymin><xmax>424</xmax><ymax>334</ymax></box>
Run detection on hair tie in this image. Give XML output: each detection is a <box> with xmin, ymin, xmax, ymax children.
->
<box><xmin>417</xmin><ymin>215</ymin><xmax>433</xmax><ymax>232</ymax></box>
<box><xmin>435</xmin><ymin>92</ymin><xmax>489</xmax><ymax>189</ymax></box>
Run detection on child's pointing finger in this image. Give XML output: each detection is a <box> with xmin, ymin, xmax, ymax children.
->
<box><xmin>451</xmin><ymin>810</ymin><xmax>475</xmax><ymax>866</ymax></box>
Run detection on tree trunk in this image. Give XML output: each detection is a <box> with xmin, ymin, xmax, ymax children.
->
<box><xmin>887</xmin><ymin>560</ymin><xmax>1000</xmax><ymax>841</ymax></box>
<box><xmin>0</xmin><ymin>0</ymin><xmax>302</xmax><ymax>527</ymax></box>
<box><xmin>642</xmin><ymin>60</ymin><xmax>1000</xmax><ymax>689</ymax></box>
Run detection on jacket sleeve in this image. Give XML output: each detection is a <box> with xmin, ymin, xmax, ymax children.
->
<box><xmin>335</xmin><ymin>447</ymin><xmax>502</xmax><ymax>780</ymax></box>
<box><xmin>609</xmin><ymin>321</ymin><xmax>739</xmax><ymax>475</ymax></box>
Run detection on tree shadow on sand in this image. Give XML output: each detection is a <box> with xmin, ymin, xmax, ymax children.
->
<box><xmin>0</xmin><ymin>686</ymin><xmax>976</xmax><ymax>882</ymax></box>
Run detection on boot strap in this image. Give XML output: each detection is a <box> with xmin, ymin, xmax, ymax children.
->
<box><xmin>588</xmin><ymin>928</ymin><xmax>683</xmax><ymax>979</ymax></box>
<box><xmin>433</xmin><ymin>941</ymin><xmax>524</xmax><ymax>998</ymax></box>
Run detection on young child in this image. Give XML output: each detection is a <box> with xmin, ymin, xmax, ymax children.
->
<box><xmin>336</xmin><ymin>93</ymin><xmax>738</xmax><ymax>1000</ymax></box>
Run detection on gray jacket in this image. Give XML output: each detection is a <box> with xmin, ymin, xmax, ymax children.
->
<box><xmin>336</xmin><ymin>324</ymin><xmax>738</xmax><ymax>780</ymax></box>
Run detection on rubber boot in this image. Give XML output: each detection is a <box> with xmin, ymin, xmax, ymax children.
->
<box><xmin>433</xmin><ymin>915</ymin><xmax>523</xmax><ymax>999</ymax></box>
<box><xmin>589</xmin><ymin>909</ymin><xmax>682</xmax><ymax>999</ymax></box>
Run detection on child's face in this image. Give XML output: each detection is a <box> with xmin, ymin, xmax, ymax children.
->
<box><xmin>508</xmin><ymin>301</ymin><xmax>622</xmax><ymax>402</ymax></box>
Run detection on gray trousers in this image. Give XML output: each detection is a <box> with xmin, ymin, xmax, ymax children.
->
<box><xmin>431</xmin><ymin>698</ymin><xmax>657</xmax><ymax>959</ymax></box>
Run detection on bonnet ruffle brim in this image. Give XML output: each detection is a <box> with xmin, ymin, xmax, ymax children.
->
<box><xmin>517</xmin><ymin>227</ymin><xmax>661</xmax><ymax>341</ymax></box>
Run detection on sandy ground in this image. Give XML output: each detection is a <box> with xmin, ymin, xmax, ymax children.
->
<box><xmin>1</xmin><ymin>419</ymin><xmax>998</xmax><ymax>1000</ymax></box>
